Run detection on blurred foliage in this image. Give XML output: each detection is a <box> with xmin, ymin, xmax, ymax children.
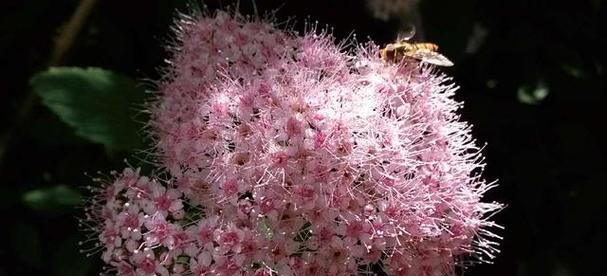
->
<box><xmin>31</xmin><ymin>67</ymin><xmax>146</xmax><ymax>152</ymax></box>
<box><xmin>517</xmin><ymin>80</ymin><xmax>549</xmax><ymax>105</ymax></box>
<box><xmin>23</xmin><ymin>185</ymin><xmax>81</xmax><ymax>212</ymax></box>
<box><xmin>0</xmin><ymin>0</ymin><xmax>605</xmax><ymax>275</ymax></box>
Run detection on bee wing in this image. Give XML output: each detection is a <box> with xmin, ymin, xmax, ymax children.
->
<box><xmin>405</xmin><ymin>49</ymin><xmax>454</xmax><ymax>67</ymax></box>
<box><xmin>396</xmin><ymin>25</ymin><xmax>416</xmax><ymax>42</ymax></box>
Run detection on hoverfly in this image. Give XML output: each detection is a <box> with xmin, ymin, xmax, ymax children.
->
<box><xmin>380</xmin><ymin>27</ymin><xmax>453</xmax><ymax>67</ymax></box>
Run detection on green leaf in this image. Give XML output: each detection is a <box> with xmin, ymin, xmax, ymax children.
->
<box><xmin>518</xmin><ymin>80</ymin><xmax>549</xmax><ymax>105</ymax></box>
<box><xmin>23</xmin><ymin>185</ymin><xmax>81</xmax><ymax>211</ymax></box>
<box><xmin>30</xmin><ymin>67</ymin><xmax>146</xmax><ymax>151</ymax></box>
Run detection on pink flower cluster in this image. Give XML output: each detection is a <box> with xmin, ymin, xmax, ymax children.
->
<box><xmin>83</xmin><ymin>11</ymin><xmax>502</xmax><ymax>276</ymax></box>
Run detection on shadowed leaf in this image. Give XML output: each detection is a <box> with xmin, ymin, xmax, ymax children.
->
<box><xmin>23</xmin><ymin>185</ymin><xmax>81</xmax><ymax>211</ymax></box>
<box><xmin>30</xmin><ymin>67</ymin><xmax>145</xmax><ymax>151</ymax></box>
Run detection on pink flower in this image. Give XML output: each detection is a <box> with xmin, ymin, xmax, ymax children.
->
<box><xmin>117</xmin><ymin>204</ymin><xmax>144</xmax><ymax>240</ymax></box>
<box><xmin>131</xmin><ymin>249</ymin><xmax>169</xmax><ymax>276</ymax></box>
<box><xmin>214</xmin><ymin>223</ymin><xmax>245</xmax><ymax>254</ymax></box>
<box><xmin>189</xmin><ymin>251</ymin><xmax>212</xmax><ymax>274</ymax></box>
<box><xmin>83</xmin><ymin>9</ymin><xmax>502</xmax><ymax>276</ymax></box>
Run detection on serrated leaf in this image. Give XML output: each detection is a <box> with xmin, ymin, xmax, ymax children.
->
<box><xmin>23</xmin><ymin>185</ymin><xmax>81</xmax><ymax>211</ymax></box>
<box><xmin>30</xmin><ymin>67</ymin><xmax>145</xmax><ymax>151</ymax></box>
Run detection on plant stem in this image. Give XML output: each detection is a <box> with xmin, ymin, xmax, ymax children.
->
<box><xmin>0</xmin><ymin>0</ymin><xmax>98</xmax><ymax>172</ymax></box>
<box><xmin>50</xmin><ymin>0</ymin><xmax>98</xmax><ymax>66</ymax></box>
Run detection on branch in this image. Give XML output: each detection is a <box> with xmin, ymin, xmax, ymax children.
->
<box><xmin>0</xmin><ymin>0</ymin><xmax>98</xmax><ymax>172</ymax></box>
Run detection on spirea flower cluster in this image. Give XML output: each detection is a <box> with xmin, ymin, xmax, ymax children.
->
<box><xmin>82</xmin><ymin>10</ymin><xmax>502</xmax><ymax>276</ymax></box>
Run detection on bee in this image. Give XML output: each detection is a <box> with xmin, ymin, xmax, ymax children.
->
<box><xmin>380</xmin><ymin>28</ymin><xmax>453</xmax><ymax>67</ymax></box>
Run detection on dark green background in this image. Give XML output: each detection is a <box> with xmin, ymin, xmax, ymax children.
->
<box><xmin>1</xmin><ymin>0</ymin><xmax>605</xmax><ymax>275</ymax></box>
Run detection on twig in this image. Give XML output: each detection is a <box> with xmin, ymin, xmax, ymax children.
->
<box><xmin>0</xmin><ymin>0</ymin><xmax>98</xmax><ymax>172</ymax></box>
<box><xmin>50</xmin><ymin>0</ymin><xmax>98</xmax><ymax>66</ymax></box>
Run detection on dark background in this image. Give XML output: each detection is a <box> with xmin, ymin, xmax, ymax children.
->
<box><xmin>1</xmin><ymin>0</ymin><xmax>606</xmax><ymax>275</ymax></box>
